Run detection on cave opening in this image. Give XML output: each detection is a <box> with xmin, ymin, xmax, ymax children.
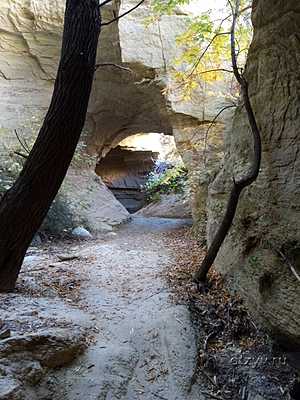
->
<box><xmin>95</xmin><ymin>133</ymin><xmax>181</xmax><ymax>214</ymax></box>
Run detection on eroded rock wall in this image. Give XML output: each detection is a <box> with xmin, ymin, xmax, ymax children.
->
<box><xmin>0</xmin><ymin>0</ymin><xmax>228</xmax><ymax>234</ymax></box>
<box><xmin>208</xmin><ymin>0</ymin><xmax>300</xmax><ymax>347</ymax></box>
<box><xmin>174</xmin><ymin>123</ymin><xmax>226</xmax><ymax>241</ymax></box>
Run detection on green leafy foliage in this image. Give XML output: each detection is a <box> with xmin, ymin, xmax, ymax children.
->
<box><xmin>149</xmin><ymin>0</ymin><xmax>253</xmax><ymax>100</ymax></box>
<box><xmin>151</xmin><ymin>0</ymin><xmax>190</xmax><ymax>15</ymax></box>
<box><xmin>145</xmin><ymin>164</ymin><xmax>188</xmax><ymax>202</ymax></box>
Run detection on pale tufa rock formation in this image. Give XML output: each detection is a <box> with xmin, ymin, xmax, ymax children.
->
<box><xmin>0</xmin><ymin>0</ymin><xmax>228</xmax><ymax>234</ymax></box>
<box><xmin>207</xmin><ymin>0</ymin><xmax>300</xmax><ymax>348</ymax></box>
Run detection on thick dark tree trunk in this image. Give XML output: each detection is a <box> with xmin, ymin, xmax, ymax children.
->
<box><xmin>0</xmin><ymin>0</ymin><xmax>101</xmax><ymax>291</ymax></box>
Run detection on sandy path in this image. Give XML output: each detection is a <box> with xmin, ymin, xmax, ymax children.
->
<box><xmin>1</xmin><ymin>216</ymin><xmax>296</xmax><ymax>399</ymax></box>
<box><xmin>41</xmin><ymin>216</ymin><xmax>203</xmax><ymax>400</ymax></box>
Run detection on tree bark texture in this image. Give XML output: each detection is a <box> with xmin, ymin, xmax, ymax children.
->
<box><xmin>0</xmin><ymin>0</ymin><xmax>101</xmax><ymax>291</ymax></box>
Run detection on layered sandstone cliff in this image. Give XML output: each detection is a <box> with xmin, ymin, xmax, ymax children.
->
<box><xmin>207</xmin><ymin>0</ymin><xmax>300</xmax><ymax>347</ymax></box>
<box><xmin>0</xmin><ymin>0</ymin><xmax>298</xmax><ymax>348</ymax></box>
<box><xmin>0</xmin><ymin>0</ymin><xmax>226</xmax><ymax>233</ymax></box>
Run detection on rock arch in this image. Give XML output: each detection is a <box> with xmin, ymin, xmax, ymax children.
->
<box><xmin>0</xmin><ymin>0</ymin><xmax>226</xmax><ymax>234</ymax></box>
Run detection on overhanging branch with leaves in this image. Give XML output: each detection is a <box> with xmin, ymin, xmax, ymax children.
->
<box><xmin>194</xmin><ymin>0</ymin><xmax>262</xmax><ymax>284</ymax></box>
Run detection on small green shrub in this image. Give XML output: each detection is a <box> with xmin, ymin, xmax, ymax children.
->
<box><xmin>145</xmin><ymin>164</ymin><xmax>188</xmax><ymax>202</ymax></box>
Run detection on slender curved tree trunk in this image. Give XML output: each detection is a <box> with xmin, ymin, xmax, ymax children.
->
<box><xmin>0</xmin><ymin>0</ymin><xmax>101</xmax><ymax>291</ymax></box>
<box><xmin>194</xmin><ymin>0</ymin><xmax>262</xmax><ymax>284</ymax></box>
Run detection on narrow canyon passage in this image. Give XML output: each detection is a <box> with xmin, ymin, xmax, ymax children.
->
<box><xmin>37</xmin><ymin>216</ymin><xmax>201</xmax><ymax>400</ymax></box>
<box><xmin>0</xmin><ymin>216</ymin><xmax>297</xmax><ymax>399</ymax></box>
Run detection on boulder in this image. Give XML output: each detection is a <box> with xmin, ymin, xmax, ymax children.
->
<box><xmin>30</xmin><ymin>234</ymin><xmax>42</xmax><ymax>247</ymax></box>
<box><xmin>71</xmin><ymin>227</ymin><xmax>93</xmax><ymax>240</ymax></box>
<box><xmin>0</xmin><ymin>328</ymin><xmax>87</xmax><ymax>368</ymax></box>
<box><xmin>42</xmin><ymin>170</ymin><xmax>130</xmax><ymax>234</ymax></box>
<box><xmin>137</xmin><ymin>194</ymin><xmax>192</xmax><ymax>219</ymax></box>
<box><xmin>0</xmin><ymin>378</ymin><xmax>22</xmax><ymax>400</ymax></box>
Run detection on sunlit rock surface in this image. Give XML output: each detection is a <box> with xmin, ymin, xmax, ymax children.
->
<box><xmin>0</xmin><ymin>0</ymin><xmax>298</xmax><ymax>359</ymax></box>
<box><xmin>136</xmin><ymin>193</ymin><xmax>192</xmax><ymax>219</ymax></box>
<box><xmin>0</xmin><ymin>0</ymin><xmax>226</xmax><ymax>233</ymax></box>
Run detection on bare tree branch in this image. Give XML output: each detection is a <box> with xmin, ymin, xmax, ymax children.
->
<box><xmin>198</xmin><ymin>68</ymin><xmax>233</xmax><ymax>76</ymax></box>
<box><xmin>172</xmin><ymin>32</ymin><xmax>231</xmax><ymax>93</ymax></box>
<box><xmin>14</xmin><ymin>129</ymin><xmax>30</xmax><ymax>155</ymax></box>
<box><xmin>194</xmin><ymin>0</ymin><xmax>262</xmax><ymax>284</ymax></box>
<box><xmin>14</xmin><ymin>151</ymin><xmax>28</xmax><ymax>159</ymax></box>
<box><xmin>187</xmin><ymin>32</ymin><xmax>231</xmax><ymax>79</ymax></box>
<box><xmin>99</xmin><ymin>0</ymin><xmax>113</xmax><ymax>7</ymax></box>
<box><xmin>172</xmin><ymin>67</ymin><xmax>233</xmax><ymax>94</ymax></box>
<box><xmin>95</xmin><ymin>62</ymin><xmax>133</xmax><ymax>73</ymax></box>
<box><xmin>276</xmin><ymin>249</ymin><xmax>300</xmax><ymax>283</ymax></box>
<box><xmin>101</xmin><ymin>0</ymin><xmax>145</xmax><ymax>26</ymax></box>
<box><xmin>203</xmin><ymin>104</ymin><xmax>238</xmax><ymax>164</ymax></box>
<box><xmin>178</xmin><ymin>3</ymin><xmax>251</xmax><ymax>87</ymax></box>
<box><xmin>214</xmin><ymin>4</ymin><xmax>252</xmax><ymax>26</ymax></box>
